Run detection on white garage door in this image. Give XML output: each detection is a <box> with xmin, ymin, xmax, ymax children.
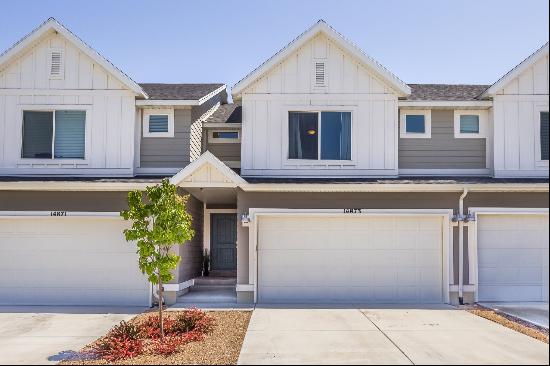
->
<box><xmin>258</xmin><ymin>215</ymin><xmax>444</xmax><ymax>303</ymax></box>
<box><xmin>0</xmin><ymin>217</ymin><xmax>150</xmax><ymax>306</ymax></box>
<box><xmin>477</xmin><ymin>214</ymin><xmax>549</xmax><ymax>302</ymax></box>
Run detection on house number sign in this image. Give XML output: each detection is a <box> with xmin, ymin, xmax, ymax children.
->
<box><xmin>50</xmin><ymin>211</ymin><xmax>67</xmax><ymax>216</ymax></box>
<box><xmin>343</xmin><ymin>208</ymin><xmax>362</xmax><ymax>213</ymax></box>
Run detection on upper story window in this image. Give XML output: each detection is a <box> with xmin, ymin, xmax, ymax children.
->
<box><xmin>21</xmin><ymin>110</ymin><xmax>85</xmax><ymax>159</ymax></box>
<box><xmin>289</xmin><ymin>111</ymin><xmax>351</xmax><ymax>160</ymax></box>
<box><xmin>400</xmin><ymin>110</ymin><xmax>431</xmax><ymax>138</ymax></box>
<box><xmin>454</xmin><ymin>110</ymin><xmax>487</xmax><ymax>138</ymax></box>
<box><xmin>540</xmin><ymin>111</ymin><xmax>549</xmax><ymax>161</ymax></box>
<box><xmin>143</xmin><ymin>109</ymin><xmax>174</xmax><ymax>137</ymax></box>
<box><xmin>209</xmin><ymin>130</ymin><xmax>241</xmax><ymax>143</ymax></box>
<box><xmin>48</xmin><ymin>48</ymin><xmax>64</xmax><ymax>79</ymax></box>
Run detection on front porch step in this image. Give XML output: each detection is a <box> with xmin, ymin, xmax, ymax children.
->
<box><xmin>193</xmin><ymin>276</ymin><xmax>237</xmax><ymax>286</ymax></box>
<box><xmin>178</xmin><ymin>285</ymin><xmax>237</xmax><ymax>304</ymax></box>
<box><xmin>208</xmin><ymin>270</ymin><xmax>237</xmax><ymax>278</ymax></box>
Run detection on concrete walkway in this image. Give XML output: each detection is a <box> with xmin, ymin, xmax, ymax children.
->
<box><xmin>0</xmin><ymin>306</ymin><xmax>145</xmax><ymax>365</ymax></box>
<box><xmin>480</xmin><ymin>302</ymin><xmax>549</xmax><ymax>329</ymax></box>
<box><xmin>238</xmin><ymin>305</ymin><xmax>549</xmax><ymax>365</ymax></box>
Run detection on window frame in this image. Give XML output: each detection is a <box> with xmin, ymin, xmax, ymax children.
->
<box><xmin>18</xmin><ymin>105</ymin><xmax>90</xmax><ymax>163</ymax></box>
<box><xmin>208</xmin><ymin>129</ymin><xmax>241</xmax><ymax>143</ymax></box>
<box><xmin>142</xmin><ymin>108</ymin><xmax>174</xmax><ymax>138</ymax></box>
<box><xmin>453</xmin><ymin>110</ymin><xmax>487</xmax><ymax>138</ymax></box>
<box><xmin>535</xmin><ymin>104</ymin><xmax>549</xmax><ymax>166</ymax></box>
<box><xmin>286</xmin><ymin>110</ymin><xmax>353</xmax><ymax>162</ymax></box>
<box><xmin>400</xmin><ymin>109</ymin><xmax>431</xmax><ymax>139</ymax></box>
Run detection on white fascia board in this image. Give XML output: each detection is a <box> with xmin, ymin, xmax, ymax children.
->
<box><xmin>0</xmin><ymin>18</ymin><xmax>148</xmax><ymax>98</ymax></box>
<box><xmin>481</xmin><ymin>42</ymin><xmax>549</xmax><ymax>98</ymax></box>
<box><xmin>197</xmin><ymin>84</ymin><xmax>227</xmax><ymax>105</ymax></box>
<box><xmin>0</xmin><ymin>181</ymin><xmax>154</xmax><ymax>191</ymax></box>
<box><xmin>231</xmin><ymin>20</ymin><xmax>410</xmax><ymax>98</ymax></box>
<box><xmin>170</xmin><ymin>150</ymin><xmax>247</xmax><ymax>187</ymax></box>
<box><xmin>239</xmin><ymin>183</ymin><xmax>549</xmax><ymax>193</ymax></box>
<box><xmin>398</xmin><ymin>100</ymin><xmax>493</xmax><ymax>108</ymax></box>
<box><xmin>136</xmin><ymin>100</ymin><xmax>199</xmax><ymax>106</ymax></box>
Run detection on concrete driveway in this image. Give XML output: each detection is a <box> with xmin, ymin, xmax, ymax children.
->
<box><xmin>0</xmin><ymin>306</ymin><xmax>145</xmax><ymax>365</ymax></box>
<box><xmin>238</xmin><ymin>305</ymin><xmax>549</xmax><ymax>365</ymax></box>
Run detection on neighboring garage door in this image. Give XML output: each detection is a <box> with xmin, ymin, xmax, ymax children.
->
<box><xmin>477</xmin><ymin>214</ymin><xmax>549</xmax><ymax>302</ymax></box>
<box><xmin>258</xmin><ymin>215</ymin><xmax>444</xmax><ymax>303</ymax></box>
<box><xmin>0</xmin><ymin>217</ymin><xmax>150</xmax><ymax>306</ymax></box>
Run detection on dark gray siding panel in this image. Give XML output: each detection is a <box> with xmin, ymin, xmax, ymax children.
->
<box><xmin>177</xmin><ymin>192</ymin><xmax>204</xmax><ymax>283</ymax></box>
<box><xmin>140</xmin><ymin>109</ymin><xmax>192</xmax><ymax>168</ymax></box>
<box><xmin>0</xmin><ymin>191</ymin><xmax>131</xmax><ymax>211</ymax></box>
<box><xmin>206</xmin><ymin>142</ymin><xmax>241</xmax><ymax>162</ymax></box>
<box><xmin>399</xmin><ymin>110</ymin><xmax>487</xmax><ymax>169</ymax></box>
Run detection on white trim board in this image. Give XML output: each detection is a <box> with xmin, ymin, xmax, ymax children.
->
<box><xmin>0</xmin><ymin>211</ymin><xmax>121</xmax><ymax>218</ymax></box>
<box><xmin>467</xmin><ymin>207</ymin><xmax>549</xmax><ymax>303</ymax></box>
<box><xmin>0</xmin><ymin>18</ymin><xmax>147</xmax><ymax>97</ymax></box>
<box><xmin>231</xmin><ymin>20</ymin><xmax>410</xmax><ymax>98</ymax></box>
<box><xmin>244</xmin><ymin>208</ymin><xmax>454</xmax><ymax>304</ymax></box>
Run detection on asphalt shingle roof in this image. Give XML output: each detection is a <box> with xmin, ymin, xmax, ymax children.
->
<box><xmin>405</xmin><ymin>84</ymin><xmax>490</xmax><ymax>101</ymax></box>
<box><xmin>205</xmin><ymin>104</ymin><xmax>242</xmax><ymax>124</ymax></box>
<box><xmin>139</xmin><ymin>83</ymin><xmax>224</xmax><ymax>100</ymax></box>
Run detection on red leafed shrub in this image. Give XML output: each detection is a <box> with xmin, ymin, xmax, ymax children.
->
<box><xmin>93</xmin><ymin>336</ymin><xmax>143</xmax><ymax>361</ymax></box>
<box><xmin>173</xmin><ymin>308</ymin><xmax>214</xmax><ymax>334</ymax></box>
<box><xmin>152</xmin><ymin>336</ymin><xmax>185</xmax><ymax>356</ymax></box>
<box><xmin>108</xmin><ymin>320</ymin><xmax>143</xmax><ymax>340</ymax></box>
<box><xmin>140</xmin><ymin>314</ymin><xmax>177</xmax><ymax>339</ymax></box>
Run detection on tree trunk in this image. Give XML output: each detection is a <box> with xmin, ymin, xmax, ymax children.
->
<box><xmin>158</xmin><ymin>271</ymin><xmax>164</xmax><ymax>339</ymax></box>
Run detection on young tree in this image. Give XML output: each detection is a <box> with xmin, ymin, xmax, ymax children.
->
<box><xmin>121</xmin><ymin>179</ymin><xmax>194</xmax><ymax>338</ymax></box>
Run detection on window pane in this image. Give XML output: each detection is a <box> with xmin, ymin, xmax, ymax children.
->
<box><xmin>289</xmin><ymin>112</ymin><xmax>318</xmax><ymax>159</ymax></box>
<box><xmin>54</xmin><ymin>110</ymin><xmax>86</xmax><ymax>159</ymax></box>
<box><xmin>541</xmin><ymin>111</ymin><xmax>549</xmax><ymax>161</ymax></box>
<box><xmin>460</xmin><ymin>115</ymin><xmax>480</xmax><ymax>133</ymax></box>
<box><xmin>321</xmin><ymin>112</ymin><xmax>351</xmax><ymax>160</ymax></box>
<box><xmin>149</xmin><ymin>115</ymin><xmax>169</xmax><ymax>133</ymax></box>
<box><xmin>213</xmin><ymin>131</ymin><xmax>239</xmax><ymax>139</ymax></box>
<box><xmin>21</xmin><ymin>111</ymin><xmax>53</xmax><ymax>158</ymax></box>
<box><xmin>406</xmin><ymin>115</ymin><xmax>425</xmax><ymax>133</ymax></box>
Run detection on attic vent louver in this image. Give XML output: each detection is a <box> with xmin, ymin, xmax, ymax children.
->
<box><xmin>49</xmin><ymin>49</ymin><xmax>63</xmax><ymax>78</ymax></box>
<box><xmin>315</xmin><ymin>61</ymin><xmax>326</xmax><ymax>87</ymax></box>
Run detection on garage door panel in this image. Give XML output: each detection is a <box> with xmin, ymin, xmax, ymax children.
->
<box><xmin>0</xmin><ymin>218</ymin><xmax>149</xmax><ymax>306</ymax></box>
<box><xmin>258</xmin><ymin>215</ymin><xmax>443</xmax><ymax>304</ymax></box>
<box><xmin>477</xmin><ymin>214</ymin><xmax>549</xmax><ymax>302</ymax></box>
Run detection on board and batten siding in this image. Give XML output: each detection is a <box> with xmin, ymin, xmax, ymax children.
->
<box><xmin>493</xmin><ymin>53</ymin><xmax>549</xmax><ymax>178</ymax></box>
<box><xmin>240</xmin><ymin>34</ymin><xmax>399</xmax><ymax>177</ymax></box>
<box><xmin>0</xmin><ymin>33</ymin><xmax>136</xmax><ymax>176</ymax></box>
<box><xmin>399</xmin><ymin>110</ymin><xmax>487</xmax><ymax>169</ymax></box>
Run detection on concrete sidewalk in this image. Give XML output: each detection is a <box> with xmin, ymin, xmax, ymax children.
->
<box><xmin>480</xmin><ymin>302</ymin><xmax>549</xmax><ymax>329</ymax></box>
<box><xmin>238</xmin><ymin>305</ymin><xmax>549</xmax><ymax>365</ymax></box>
<box><xmin>0</xmin><ymin>306</ymin><xmax>145</xmax><ymax>365</ymax></box>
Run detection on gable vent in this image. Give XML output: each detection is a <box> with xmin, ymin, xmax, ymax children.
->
<box><xmin>49</xmin><ymin>50</ymin><xmax>63</xmax><ymax>78</ymax></box>
<box><xmin>315</xmin><ymin>61</ymin><xmax>326</xmax><ymax>87</ymax></box>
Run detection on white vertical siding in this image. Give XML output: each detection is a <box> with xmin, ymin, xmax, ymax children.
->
<box><xmin>0</xmin><ymin>33</ymin><xmax>136</xmax><ymax>176</ymax></box>
<box><xmin>493</xmin><ymin>53</ymin><xmax>549</xmax><ymax>177</ymax></box>
<box><xmin>240</xmin><ymin>34</ymin><xmax>399</xmax><ymax>177</ymax></box>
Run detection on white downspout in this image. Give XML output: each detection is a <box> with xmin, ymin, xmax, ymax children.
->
<box><xmin>458</xmin><ymin>188</ymin><xmax>469</xmax><ymax>304</ymax></box>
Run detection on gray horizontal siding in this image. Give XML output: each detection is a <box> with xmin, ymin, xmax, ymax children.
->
<box><xmin>398</xmin><ymin>110</ymin><xmax>486</xmax><ymax>169</ymax></box>
<box><xmin>206</xmin><ymin>142</ymin><xmax>241</xmax><ymax>162</ymax></box>
<box><xmin>140</xmin><ymin>109</ymin><xmax>191</xmax><ymax>168</ymax></box>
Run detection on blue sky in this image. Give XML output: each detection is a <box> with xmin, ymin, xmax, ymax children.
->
<box><xmin>1</xmin><ymin>0</ymin><xmax>548</xmax><ymax>93</ymax></box>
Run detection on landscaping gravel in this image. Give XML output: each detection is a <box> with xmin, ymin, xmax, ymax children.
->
<box><xmin>465</xmin><ymin>305</ymin><xmax>548</xmax><ymax>344</ymax></box>
<box><xmin>61</xmin><ymin>310</ymin><xmax>252</xmax><ymax>365</ymax></box>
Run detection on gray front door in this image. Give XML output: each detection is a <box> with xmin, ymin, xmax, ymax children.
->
<box><xmin>211</xmin><ymin>213</ymin><xmax>237</xmax><ymax>270</ymax></box>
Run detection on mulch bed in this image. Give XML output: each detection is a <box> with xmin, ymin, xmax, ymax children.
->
<box><xmin>61</xmin><ymin>310</ymin><xmax>252</xmax><ymax>365</ymax></box>
<box><xmin>464</xmin><ymin>304</ymin><xmax>548</xmax><ymax>344</ymax></box>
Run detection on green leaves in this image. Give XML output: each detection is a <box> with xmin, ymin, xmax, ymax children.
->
<box><xmin>120</xmin><ymin>179</ymin><xmax>195</xmax><ymax>285</ymax></box>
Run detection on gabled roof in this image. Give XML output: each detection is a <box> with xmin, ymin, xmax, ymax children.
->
<box><xmin>406</xmin><ymin>84</ymin><xmax>490</xmax><ymax>101</ymax></box>
<box><xmin>170</xmin><ymin>151</ymin><xmax>246</xmax><ymax>188</ymax></box>
<box><xmin>231</xmin><ymin>20</ymin><xmax>411</xmax><ymax>98</ymax></box>
<box><xmin>0</xmin><ymin>18</ymin><xmax>148</xmax><ymax>98</ymax></box>
<box><xmin>481</xmin><ymin>42</ymin><xmax>549</xmax><ymax>98</ymax></box>
<box><xmin>204</xmin><ymin>103</ymin><xmax>242</xmax><ymax>124</ymax></box>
